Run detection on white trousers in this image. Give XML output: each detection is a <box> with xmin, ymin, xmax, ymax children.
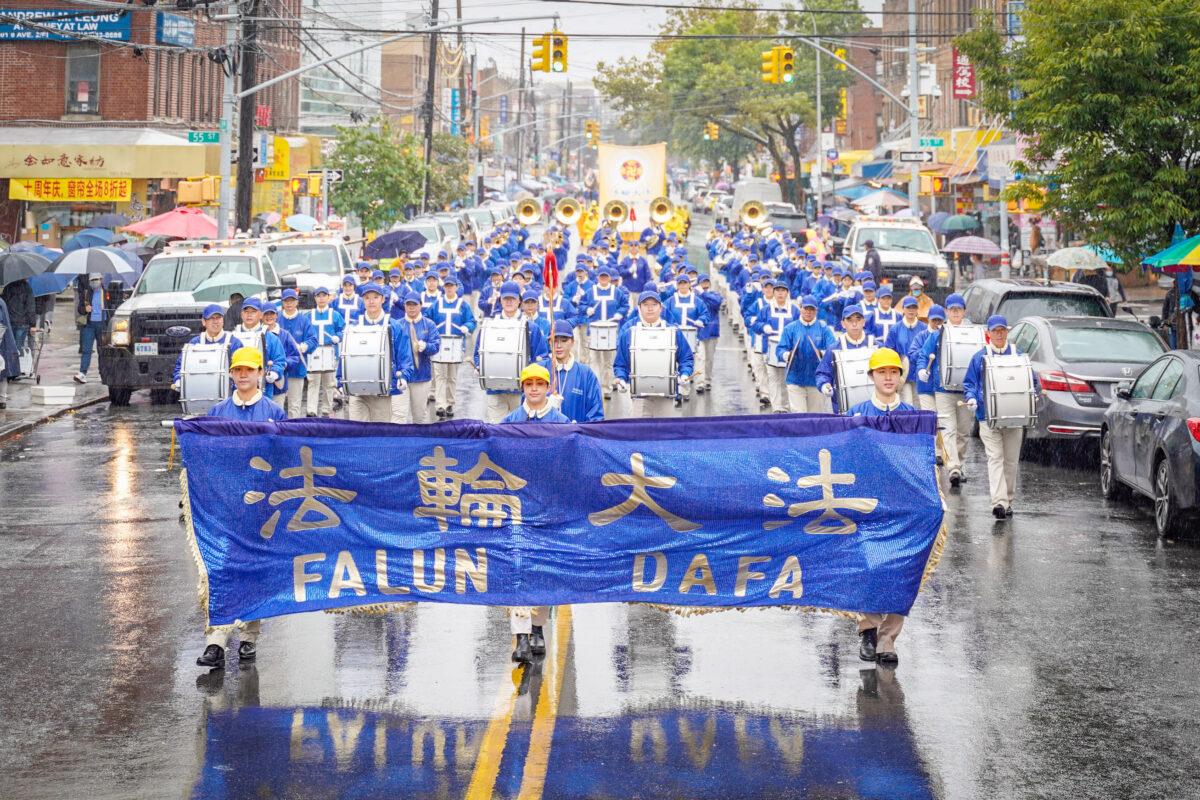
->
<box><xmin>918</xmin><ymin>393</ymin><xmax>936</xmax><ymax>411</ymax></box>
<box><xmin>306</xmin><ymin>371</ymin><xmax>336</xmax><ymax>416</ymax></box>
<box><xmin>284</xmin><ymin>379</ymin><xmax>305</xmax><ymax>418</ymax></box>
<box><xmin>691</xmin><ymin>337</ymin><xmax>707</xmax><ymax>390</ymax></box>
<box><xmin>630</xmin><ymin>395</ymin><xmax>677</xmax><ymax>418</ymax></box>
<box><xmin>766</xmin><ymin>365</ymin><xmax>788</xmax><ymax>411</ymax></box>
<box><xmin>978</xmin><ymin>424</ymin><xmax>1023</xmax><ymax>508</ymax></box>
<box><xmin>206</xmin><ymin>619</ymin><xmax>260</xmax><ymax>648</ymax></box>
<box><xmin>899</xmin><ymin>382</ymin><xmax>918</xmax><ymax>406</ymax></box>
<box><xmin>573</xmin><ymin>325</ymin><xmax>589</xmax><ymax>366</ymax></box>
<box><xmin>433</xmin><ymin>361</ymin><xmax>461</xmax><ymax>410</ymax></box>
<box><xmin>349</xmin><ymin>393</ymin><xmax>407</xmax><ymax>423</ymax></box>
<box><xmin>485</xmin><ymin>392</ymin><xmax>521</xmax><ymax>423</ymax></box>
<box><xmin>403</xmin><ymin>380</ymin><xmax>431</xmax><ymax>423</ymax></box>
<box><xmin>934</xmin><ymin>391</ymin><xmax>974</xmax><ymax>474</ymax></box>
<box><xmin>508</xmin><ymin>606</ymin><xmax>549</xmax><ymax>635</ymax></box>
<box><xmin>750</xmin><ymin>352</ymin><xmax>767</xmax><ymax>391</ymax></box>
<box><xmin>590</xmin><ymin>348</ymin><xmax>615</xmax><ymax>388</ymax></box>
<box><xmin>701</xmin><ymin>338</ymin><xmax>717</xmax><ymax>386</ymax></box>
<box><xmin>787</xmin><ymin>384</ymin><xmax>831</xmax><ymax>414</ymax></box>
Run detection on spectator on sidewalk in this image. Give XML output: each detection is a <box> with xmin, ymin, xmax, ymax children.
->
<box><xmin>73</xmin><ymin>274</ymin><xmax>110</xmax><ymax>385</ymax></box>
<box><xmin>1</xmin><ymin>278</ymin><xmax>35</xmax><ymax>356</ymax></box>
<box><xmin>0</xmin><ymin>296</ymin><xmax>19</xmax><ymax>409</ymax></box>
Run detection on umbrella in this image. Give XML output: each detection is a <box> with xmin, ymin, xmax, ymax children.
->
<box><xmin>48</xmin><ymin>246</ymin><xmax>137</xmax><ymax>276</ymax></box>
<box><xmin>891</xmin><ymin>207</ymin><xmax>920</xmax><ymax>219</ymax></box>
<box><xmin>27</xmin><ymin>272</ymin><xmax>73</xmax><ymax>297</ymax></box>
<box><xmin>942</xmin><ymin>236</ymin><xmax>1002</xmax><ymax>256</ymax></box>
<box><xmin>927</xmin><ymin>211</ymin><xmax>950</xmax><ymax>232</ymax></box>
<box><xmin>122</xmin><ymin>207</ymin><xmax>218</xmax><ymax>239</ymax></box>
<box><xmin>90</xmin><ymin>212</ymin><xmax>131</xmax><ymax>228</ymax></box>
<box><xmin>119</xmin><ymin>241</ymin><xmax>157</xmax><ymax>267</ymax></box>
<box><xmin>1046</xmin><ymin>246</ymin><xmax>1108</xmax><ymax>271</ymax></box>
<box><xmin>941</xmin><ymin>214</ymin><xmax>980</xmax><ymax>232</ymax></box>
<box><xmin>714</xmin><ymin>181</ymin><xmax>731</xmax><ymax>191</ymax></box>
<box><xmin>1141</xmin><ymin>233</ymin><xmax>1200</xmax><ymax>274</ymax></box>
<box><xmin>1086</xmin><ymin>244</ymin><xmax>1122</xmax><ymax>265</ymax></box>
<box><xmin>363</xmin><ymin>230</ymin><xmax>427</xmax><ymax>260</ymax></box>
<box><xmin>62</xmin><ymin>226</ymin><xmax>117</xmax><ymax>252</ymax></box>
<box><xmin>9</xmin><ymin>241</ymin><xmax>61</xmax><ymax>260</ymax></box>
<box><xmin>257</xmin><ymin>211</ymin><xmax>282</xmax><ymax>226</ymax></box>
<box><xmin>0</xmin><ymin>251</ymin><xmax>51</xmax><ymax>288</ymax></box>
<box><xmin>285</xmin><ymin>213</ymin><xmax>318</xmax><ymax>232</ymax></box>
<box><xmin>850</xmin><ymin>189</ymin><xmax>910</xmax><ymax>210</ymax></box>
<box><xmin>192</xmin><ymin>273</ymin><xmax>268</xmax><ymax>303</ymax></box>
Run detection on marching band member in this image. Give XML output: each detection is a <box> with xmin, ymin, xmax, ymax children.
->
<box><xmin>867</xmin><ymin>285</ymin><xmax>899</xmax><ymax>341</ymax></box>
<box><xmin>618</xmin><ymin>241</ymin><xmax>652</xmax><ymax>301</ymax></box>
<box><xmin>567</xmin><ymin>262</ymin><xmax>595</xmax><ymax>366</ymax></box>
<box><xmin>911</xmin><ymin>305</ymin><xmax>944</xmax><ymax>413</ymax></box>
<box><xmin>478</xmin><ymin>269</ymin><xmax>505</xmax><ymax>318</ymax></box>
<box><xmin>259</xmin><ymin>302</ymin><xmax>303</xmax><ymax>412</ymax></box>
<box><xmin>613</xmin><ymin>291</ymin><xmax>694</xmax><ymax>419</ymax></box>
<box><xmin>233</xmin><ymin>298</ymin><xmax>288</xmax><ymax>402</ymax></box>
<box><xmin>397</xmin><ymin>291</ymin><xmax>441</xmax><ymax>424</ymax></box>
<box><xmin>963</xmin><ymin>315</ymin><xmax>1040</xmax><ymax>519</ymax></box>
<box><xmin>582</xmin><ymin>266</ymin><xmax>628</xmax><ymax>394</ymax></box>
<box><xmin>195</xmin><ymin>346</ymin><xmax>284</xmax><ymax>670</ymax></box>
<box><xmin>172</xmin><ymin>304</ymin><xmax>243</xmax><ymax>391</ymax></box>
<box><xmin>848</xmin><ymin>347</ymin><xmax>914</xmax><ymax>666</ymax></box>
<box><xmin>352</xmin><ymin>260</ymin><xmax>372</xmax><ymax>287</ymax></box>
<box><xmin>474</xmin><ymin>281</ymin><xmax>550</xmax><ymax>423</ymax></box>
<box><xmin>663</xmin><ymin>273</ymin><xmax>709</xmax><ymax>398</ymax></box>
<box><xmin>884</xmin><ymin>296</ymin><xmax>927</xmax><ymax>406</ymax></box>
<box><xmin>306</xmin><ymin>287</ymin><xmax>344</xmax><ymax>418</ymax></box>
<box><xmin>696</xmin><ymin>273</ymin><xmax>723</xmax><ymax>394</ymax></box>
<box><xmin>815</xmin><ymin>304</ymin><xmax>876</xmax><ymax>414</ymax></box>
<box><xmin>346</xmin><ymin>284</ymin><xmax>417</xmax><ymax>424</ymax></box>
<box><xmin>335</xmin><ymin>276</ymin><xmax>364</xmax><ymax>320</ymax></box>
<box><xmin>775</xmin><ymin>296</ymin><xmax>837</xmax><ymax>413</ymax></box>
<box><xmin>916</xmin><ymin>293</ymin><xmax>973</xmax><ymax>486</ymax></box>
<box><xmin>538</xmin><ymin>320</ymin><xmax>604</xmax><ymax>423</ymax></box>
<box><xmin>754</xmin><ymin>279</ymin><xmax>800</xmax><ymax>413</ymax></box>
<box><xmin>276</xmin><ymin>290</ymin><xmax>317</xmax><ymax>418</ymax></box>
<box><xmin>522</xmin><ymin>290</ymin><xmax>550</xmax><ymax>338</ymax></box>
<box><xmin>419</xmin><ymin>272</ymin><xmax>442</xmax><ymax>318</ymax></box>
<box><xmin>428</xmin><ymin>275</ymin><xmax>476</xmax><ymax>419</ymax></box>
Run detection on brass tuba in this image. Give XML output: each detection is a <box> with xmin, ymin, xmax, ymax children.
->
<box><xmin>649</xmin><ymin>196</ymin><xmax>674</xmax><ymax>224</ymax></box>
<box><xmin>603</xmin><ymin>200</ymin><xmax>629</xmax><ymax>224</ymax></box>
<box><xmin>554</xmin><ymin>197</ymin><xmax>582</xmax><ymax>226</ymax></box>
<box><xmin>517</xmin><ymin>198</ymin><xmax>543</xmax><ymax>226</ymax></box>
<box><xmin>740</xmin><ymin>200</ymin><xmax>768</xmax><ymax>228</ymax></box>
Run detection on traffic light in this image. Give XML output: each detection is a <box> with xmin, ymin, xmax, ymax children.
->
<box><xmin>584</xmin><ymin>119</ymin><xmax>600</xmax><ymax>146</ymax></box>
<box><xmin>833</xmin><ymin>47</ymin><xmax>847</xmax><ymax>71</ymax></box>
<box><xmin>290</xmin><ymin>177</ymin><xmax>309</xmax><ymax>195</ymax></box>
<box><xmin>761</xmin><ymin>47</ymin><xmax>779</xmax><ymax>84</ymax></box>
<box><xmin>531</xmin><ymin>34</ymin><xmax>550</xmax><ymax>73</ymax></box>
<box><xmin>703</xmin><ymin>122</ymin><xmax>720</xmax><ymax>141</ymax></box>
<box><xmin>778</xmin><ymin>47</ymin><xmax>795</xmax><ymax>83</ymax></box>
<box><xmin>931</xmin><ymin>176</ymin><xmax>948</xmax><ymax>194</ymax></box>
<box><xmin>550</xmin><ymin>32</ymin><xmax>568</xmax><ymax>73</ymax></box>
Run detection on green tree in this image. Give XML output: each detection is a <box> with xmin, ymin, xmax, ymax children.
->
<box><xmin>426</xmin><ymin>132</ymin><xmax>471</xmax><ymax>211</ymax></box>
<box><xmin>957</xmin><ymin>0</ymin><xmax>1200</xmax><ymax>265</ymax></box>
<box><xmin>326</xmin><ymin>120</ymin><xmax>423</xmax><ymax>232</ymax></box>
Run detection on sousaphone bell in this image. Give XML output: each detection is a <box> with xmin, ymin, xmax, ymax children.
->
<box><xmin>554</xmin><ymin>197</ymin><xmax>583</xmax><ymax>226</ymax></box>
<box><xmin>603</xmin><ymin>200</ymin><xmax>629</xmax><ymax>224</ymax></box>
<box><xmin>649</xmin><ymin>196</ymin><xmax>674</xmax><ymax>224</ymax></box>
<box><xmin>517</xmin><ymin>198</ymin><xmax>543</xmax><ymax>226</ymax></box>
<box><xmin>740</xmin><ymin>200</ymin><xmax>768</xmax><ymax>228</ymax></box>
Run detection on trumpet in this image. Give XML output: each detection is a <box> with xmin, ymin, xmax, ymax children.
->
<box><xmin>603</xmin><ymin>200</ymin><xmax>629</xmax><ymax>224</ymax></box>
<box><xmin>554</xmin><ymin>197</ymin><xmax>582</xmax><ymax>226</ymax></box>
<box><xmin>739</xmin><ymin>200</ymin><xmax>768</xmax><ymax>228</ymax></box>
<box><xmin>649</xmin><ymin>196</ymin><xmax>674</xmax><ymax>225</ymax></box>
<box><xmin>517</xmin><ymin>198</ymin><xmax>543</xmax><ymax>226</ymax></box>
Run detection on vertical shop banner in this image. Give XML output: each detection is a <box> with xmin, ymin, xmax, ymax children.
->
<box><xmin>596</xmin><ymin>143</ymin><xmax>667</xmax><ymax>231</ymax></box>
<box><xmin>952</xmin><ymin>48</ymin><xmax>976</xmax><ymax>100</ymax></box>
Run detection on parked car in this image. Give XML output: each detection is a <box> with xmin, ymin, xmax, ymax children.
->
<box><xmin>1100</xmin><ymin>351</ymin><xmax>1200</xmax><ymax>536</ymax></box>
<box><xmin>389</xmin><ymin>217</ymin><xmax>453</xmax><ymax>259</ymax></box>
<box><xmin>1009</xmin><ymin>316</ymin><xmax>1167</xmax><ymax>442</ymax></box>
<box><xmin>962</xmin><ymin>278</ymin><xmax>1112</xmax><ymax>325</ymax></box>
<box><xmin>763</xmin><ymin>202</ymin><xmax>810</xmax><ymax>235</ymax></box>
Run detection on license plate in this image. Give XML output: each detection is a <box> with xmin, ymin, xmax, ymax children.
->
<box><xmin>134</xmin><ymin>342</ymin><xmax>158</xmax><ymax>356</ymax></box>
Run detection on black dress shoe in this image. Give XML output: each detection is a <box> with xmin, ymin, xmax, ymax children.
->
<box><xmin>446</xmin><ymin>406</ymin><xmax>455</xmax><ymax>418</ymax></box>
<box><xmin>512</xmin><ymin>633</ymin><xmax>532</xmax><ymax>663</ymax></box>
<box><xmin>949</xmin><ymin>470</ymin><xmax>962</xmax><ymax>488</ymax></box>
<box><xmin>859</xmin><ymin>628</ymin><xmax>878</xmax><ymax>662</ymax></box>
<box><xmin>196</xmin><ymin>644</ymin><xmax>225</xmax><ymax>668</ymax></box>
<box><xmin>238</xmin><ymin>641</ymin><xmax>257</xmax><ymax>661</ymax></box>
<box><xmin>435</xmin><ymin>407</ymin><xmax>446</xmax><ymax>418</ymax></box>
<box><xmin>1004</xmin><ymin>506</ymin><xmax>1013</xmax><ymax>518</ymax></box>
<box><xmin>530</xmin><ymin>625</ymin><xmax>546</xmax><ymax>655</ymax></box>
<box><xmin>877</xmin><ymin>651</ymin><xmax>899</xmax><ymax>666</ymax></box>
<box><xmin>992</xmin><ymin>504</ymin><xmax>1006</xmax><ymax>520</ymax></box>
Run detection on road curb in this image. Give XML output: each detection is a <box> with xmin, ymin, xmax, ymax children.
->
<box><xmin>0</xmin><ymin>392</ymin><xmax>109</xmax><ymax>443</ymax></box>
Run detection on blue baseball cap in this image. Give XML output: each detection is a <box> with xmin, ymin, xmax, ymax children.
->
<box><xmin>281</xmin><ymin>288</ymin><xmax>298</xmax><ymax>300</ymax></box>
<box><xmin>987</xmin><ymin>314</ymin><xmax>1009</xmax><ymax>330</ymax></box>
<box><xmin>842</xmin><ymin>303</ymin><xmax>864</xmax><ymax>320</ymax></box>
<box><xmin>499</xmin><ymin>281</ymin><xmax>522</xmax><ymax>299</ymax></box>
<box><xmin>697</xmin><ymin>273</ymin><xmax>710</xmax><ymax>283</ymax></box>
<box><xmin>521</xmin><ymin>290</ymin><xmax>539</xmax><ymax>302</ymax></box>
<box><xmin>202</xmin><ymin>303</ymin><xmax>224</xmax><ymax>320</ymax></box>
<box><xmin>927</xmin><ymin>304</ymin><xmax>946</xmax><ymax>321</ymax></box>
<box><xmin>900</xmin><ymin>296</ymin><xmax>918</xmax><ymax>308</ymax></box>
<box><xmin>801</xmin><ymin>295</ymin><xmax>818</xmax><ymax>308</ymax></box>
<box><xmin>596</xmin><ymin>266</ymin><xmax>614</xmax><ymax>279</ymax></box>
<box><xmin>878</xmin><ymin>286</ymin><xmax>893</xmax><ymax>298</ymax></box>
<box><xmin>242</xmin><ymin>297</ymin><xmax>263</xmax><ymax>311</ymax></box>
<box><xmin>638</xmin><ymin>290</ymin><xmax>662</xmax><ymax>305</ymax></box>
<box><xmin>342</xmin><ymin>275</ymin><xmax>356</xmax><ymax>286</ymax></box>
<box><xmin>402</xmin><ymin>290</ymin><xmax>422</xmax><ymax>305</ymax></box>
<box><xmin>389</xmin><ymin>268</ymin><xmax>402</xmax><ymax>277</ymax></box>
<box><xmin>862</xmin><ymin>281</ymin><xmax>877</xmax><ymax>292</ymax></box>
<box><xmin>551</xmin><ymin>319</ymin><xmax>574</xmax><ymax>339</ymax></box>
<box><xmin>314</xmin><ymin>286</ymin><xmax>331</xmax><ymax>296</ymax></box>
<box><xmin>442</xmin><ymin>274</ymin><xmax>459</xmax><ymax>287</ymax></box>
<box><xmin>675</xmin><ymin>273</ymin><xmax>691</xmax><ymax>284</ymax></box>
<box><xmin>945</xmin><ymin>292</ymin><xmax>966</xmax><ymax>309</ymax></box>
<box><xmin>260</xmin><ymin>301</ymin><xmax>278</xmax><ymax>315</ymax></box>
<box><xmin>360</xmin><ymin>283</ymin><xmax>386</xmax><ymax>297</ymax></box>
<box><xmin>371</xmin><ymin>269</ymin><xmax>384</xmax><ymax>280</ymax></box>
<box><xmin>355</xmin><ymin>260</ymin><xmax>372</xmax><ymax>271</ymax></box>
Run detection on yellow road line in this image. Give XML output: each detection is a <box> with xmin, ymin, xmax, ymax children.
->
<box><xmin>516</xmin><ymin>607</ymin><xmax>573</xmax><ymax>800</ymax></box>
<box><xmin>464</xmin><ymin>652</ymin><xmax>523</xmax><ymax>800</ymax></box>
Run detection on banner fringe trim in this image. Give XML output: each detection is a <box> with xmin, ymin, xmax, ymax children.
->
<box><xmin>180</xmin><ymin>468</ymin><xmax>211</xmax><ymax>628</ymax></box>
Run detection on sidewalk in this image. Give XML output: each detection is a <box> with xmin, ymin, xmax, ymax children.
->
<box><xmin>0</xmin><ymin>298</ymin><xmax>110</xmax><ymax>441</ymax></box>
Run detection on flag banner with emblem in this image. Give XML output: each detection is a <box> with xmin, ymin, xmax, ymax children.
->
<box><xmin>178</xmin><ymin>414</ymin><xmax>945</xmax><ymax>626</ymax></box>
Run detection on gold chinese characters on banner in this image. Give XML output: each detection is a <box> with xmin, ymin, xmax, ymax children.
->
<box><xmin>9</xmin><ymin>178</ymin><xmax>132</xmax><ymax>202</ymax></box>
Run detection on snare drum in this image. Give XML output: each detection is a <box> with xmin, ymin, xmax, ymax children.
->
<box><xmin>766</xmin><ymin>335</ymin><xmax>785</xmax><ymax>368</ymax></box>
<box><xmin>938</xmin><ymin>324</ymin><xmax>986</xmax><ymax>391</ymax></box>
<box><xmin>478</xmin><ymin>317</ymin><xmax>527</xmax><ymax>392</ymax></box>
<box><xmin>984</xmin><ymin>353</ymin><xmax>1036</xmax><ymax>429</ymax></box>
<box><xmin>431</xmin><ymin>335</ymin><xmax>465</xmax><ymax>364</ymax></box>
<box><xmin>587</xmin><ymin>321</ymin><xmax>618</xmax><ymax>352</ymax></box>
<box><xmin>178</xmin><ymin>343</ymin><xmax>229</xmax><ymax>416</ymax></box>
<box><xmin>340</xmin><ymin>324</ymin><xmax>393</xmax><ymax>396</ymax></box>
<box><xmin>306</xmin><ymin>344</ymin><xmax>337</xmax><ymax>373</ymax></box>
<box><xmin>629</xmin><ymin>324</ymin><xmax>677</xmax><ymax>397</ymax></box>
<box><xmin>833</xmin><ymin>347</ymin><xmax>875</xmax><ymax>413</ymax></box>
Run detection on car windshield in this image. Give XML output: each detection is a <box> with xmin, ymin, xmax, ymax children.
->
<box><xmin>854</xmin><ymin>227</ymin><xmax>937</xmax><ymax>255</ymax></box>
<box><xmin>1052</xmin><ymin>326</ymin><xmax>1164</xmax><ymax>363</ymax></box>
<box><xmin>998</xmin><ymin>293</ymin><xmax>1109</xmax><ymax>321</ymax></box>
<box><xmin>270</xmin><ymin>245</ymin><xmax>340</xmax><ymax>276</ymax></box>
<box><xmin>439</xmin><ymin>221</ymin><xmax>458</xmax><ymax>239</ymax></box>
<box><xmin>402</xmin><ymin>224</ymin><xmax>441</xmax><ymax>244</ymax></box>
<box><xmin>135</xmin><ymin>256</ymin><xmax>256</xmax><ymax>295</ymax></box>
<box><xmin>468</xmin><ymin>210</ymin><xmax>492</xmax><ymax>228</ymax></box>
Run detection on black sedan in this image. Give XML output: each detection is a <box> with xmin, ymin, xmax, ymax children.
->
<box><xmin>1100</xmin><ymin>351</ymin><xmax>1200</xmax><ymax>536</ymax></box>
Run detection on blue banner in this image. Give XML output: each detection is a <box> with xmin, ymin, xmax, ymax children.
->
<box><xmin>0</xmin><ymin>9</ymin><xmax>132</xmax><ymax>41</ymax></box>
<box><xmin>155</xmin><ymin>11</ymin><xmax>195</xmax><ymax>47</ymax></box>
<box><xmin>179</xmin><ymin>414</ymin><xmax>945</xmax><ymax>626</ymax></box>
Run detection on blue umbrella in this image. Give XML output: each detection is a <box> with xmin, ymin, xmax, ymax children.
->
<box><xmin>928</xmin><ymin>211</ymin><xmax>950</xmax><ymax>233</ymax></box>
<box><xmin>285</xmin><ymin>213</ymin><xmax>318</xmax><ymax>232</ymax></box>
<box><xmin>62</xmin><ymin>227</ymin><xmax>117</xmax><ymax>252</ymax></box>
<box><xmin>363</xmin><ymin>230</ymin><xmax>427</xmax><ymax>259</ymax></box>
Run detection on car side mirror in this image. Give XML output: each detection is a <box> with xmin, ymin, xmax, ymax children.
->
<box><xmin>1115</xmin><ymin>382</ymin><xmax>1132</xmax><ymax>400</ymax></box>
<box><xmin>280</xmin><ymin>275</ymin><xmax>298</xmax><ymax>289</ymax></box>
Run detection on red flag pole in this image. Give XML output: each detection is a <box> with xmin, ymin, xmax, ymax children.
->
<box><xmin>543</xmin><ymin>239</ymin><xmax>561</xmax><ymax>396</ymax></box>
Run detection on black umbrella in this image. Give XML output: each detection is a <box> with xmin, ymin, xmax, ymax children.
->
<box><xmin>91</xmin><ymin>212</ymin><xmax>131</xmax><ymax>228</ymax></box>
<box><xmin>0</xmin><ymin>251</ymin><xmax>51</xmax><ymax>288</ymax></box>
<box><xmin>363</xmin><ymin>230</ymin><xmax>427</xmax><ymax>260</ymax></box>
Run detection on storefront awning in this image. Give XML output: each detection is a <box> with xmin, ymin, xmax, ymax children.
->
<box><xmin>857</xmin><ymin>160</ymin><xmax>894</xmax><ymax>180</ymax></box>
<box><xmin>0</xmin><ymin>127</ymin><xmax>207</xmax><ymax>179</ymax></box>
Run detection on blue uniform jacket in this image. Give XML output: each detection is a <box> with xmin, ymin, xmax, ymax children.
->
<box><xmin>619</xmin><ymin>257</ymin><xmax>652</xmax><ymax>294</ymax></box>
<box><xmin>910</xmin><ymin>328</ymin><xmax>940</xmax><ymax>395</ymax></box>
<box><xmin>234</xmin><ymin>326</ymin><xmax>288</xmax><ymax>398</ymax></box>
<box><xmin>207</xmin><ymin>393</ymin><xmax>287</xmax><ymax>422</ymax></box>
<box><xmin>427</xmin><ymin>295</ymin><xmax>477</xmax><ymax>338</ymax></box>
<box><xmin>884</xmin><ymin>319</ymin><xmax>927</xmax><ymax>377</ymax></box>
<box><xmin>346</xmin><ymin>313</ymin><xmax>418</xmax><ymax>395</ymax></box>
<box><xmin>501</xmin><ymin>405</ymin><xmax>571</xmax><ymax>424</ymax></box>
<box><xmin>582</xmin><ymin>284</ymin><xmax>629</xmax><ymax>324</ymax></box>
<box><xmin>267</xmin><ymin>325</ymin><xmax>303</xmax><ymax>390</ymax></box>
<box><xmin>868</xmin><ymin>307</ymin><xmax>900</xmax><ymax>341</ymax></box>
<box><xmin>397</xmin><ymin>314</ymin><xmax>442</xmax><ymax>383</ymax></box>
<box><xmin>962</xmin><ymin>343</ymin><xmax>1040</xmax><ymax>422</ymax></box>
<box><xmin>849</xmin><ymin>398</ymin><xmax>917</xmax><ymax>417</ymax></box>
<box><xmin>472</xmin><ymin>315</ymin><xmax>550</xmax><ymax>395</ymax></box>
<box><xmin>753</xmin><ymin>301</ymin><xmax>800</xmax><ymax>341</ymax></box>
<box><xmin>663</xmin><ymin>292</ymin><xmax>710</xmax><ymax>332</ymax></box>
<box><xmin>308</xmin><ymin>306</ymin><xmax>346</xmax><ymax>351</ymax></box>
<box><xmin>613</xmin><ymin>323</ymin><xmax>695</xmax><ymax>382</ymax></box>
<box><xmin>698</xmin><ymin>289</ymin><xmax>722</xmax><ymax>340</ymax></box>
<box><xmin>172</xmin><ymin>331</ymin><xmax>244</xmax><ymax>384</ymax></box>
<box><xmin>277</xmin><ymin>312</ymin><xmax>317</xmax><ymax>379</ymax></box>
<box><xmin>535</xmin><ymin>357</ymin><xmax>605</xmax><ymax>422</ymax></box>
<box><xmin>776</xmin><ymin>319</ymin><xmax>837</xmax><ymax>387</ymax></box>
<box><xmin>334</xmin><ymin>293</ymin><xmax>364</xmax><ymax>321</ymax></box>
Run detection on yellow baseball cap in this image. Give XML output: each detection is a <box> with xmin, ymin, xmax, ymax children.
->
<box><xmin>519</xmin><ymin>364</ymin><xmax>551</xmax><ymax>385</ymax></box>
<box><xmin>230</xmin><ymin>347</ymin><xmax>264</xmax><ymax>370</ymax></box>
<box><xmin>867</xmin><ymin>348</ymin><xmax>903</xmax><ymax>372</ymax></box>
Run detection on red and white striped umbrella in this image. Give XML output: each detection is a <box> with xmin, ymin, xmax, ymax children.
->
<box><xmin>941</xmin><ymin>236</ymin><xmax>1002</xmax><ymax>256</ymax></box>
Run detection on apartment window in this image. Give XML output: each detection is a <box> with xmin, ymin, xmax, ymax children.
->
<box><xmin>65</xmin><ymin>44</ymin><xmax>100</xmax><ymax>114</ymax></box>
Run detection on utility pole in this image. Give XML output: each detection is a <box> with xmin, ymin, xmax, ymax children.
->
<box><xmin>456</xmin><ymin>0</ymin><xmax>465</xmax><ymax>139</ymax></box>
<box><xmin>565</xmin><ymin>80</ymin><xmax>573</xmax><ymax>181</ymax></box>
<box><xmin>235</xmin><ymin>0</ymin><xmax>261</xmax><ymax>233</ymax></box>
<box><xmin>813</xmin><ymin>31</ymin><xmax>823</xmax><ymax>215</ymax></box>
<box><xmin>471</xmin><ymin>53</ymin><xmax>483</xmax><ymax>205</ymax></box>
<box><xmin>907</xmin><ymin>0</ymin><xmax>920</xmax><ymax>211</ymax></box>
<box><xmin>420</xmin><ymin>0</ymin><xmax>441</xmax><ymax>214</ymax></box>
<box><xmin>516</xmin><ymin>28</ymin><xmax>526</xmax><ymax>183</ymax></box>
<box><xmin>217</xmin><ymin>16</ymin><xmax>237</xmax><ymax>238</ymax></box>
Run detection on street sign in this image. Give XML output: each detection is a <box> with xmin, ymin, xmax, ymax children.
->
<box><xmin>919</xmin><ymin>137</ymin><xmax>944</xmax><ymax>148</ymax></box>
<box><xmin>499</xmin><ymin>95</ymin><xmax>509</xmax><ymax>124</ymax></box>
<box><xmin>324</xmin><ymin>169</ymin><xmax>344</xmax><ymax>184</ymax></box>
<box><xmin>825</xmin><ymin>149</ymin><xmax>839</xmax><ymax>162</ymax></box>
<box><xmin>898</xmin><ymin>150</ymin><xmax>935</xmax><ymax>163</ymax></box>
<box><xmin>188</xmin><ymin>131</ymin><xmax>219</xmax><ymax>144</ymax></box>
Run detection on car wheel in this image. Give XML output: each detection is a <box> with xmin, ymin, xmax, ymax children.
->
<box><xmin>1099</xmin><ymin>430</ymin><xmax>1129</xmax><ymax>501</ymax></box>
<box><xmin>1153</xmin><ymin>457</ymin><xmax>1183</xmax><ymax>537</ymax></box>
<box><xmin>108</xmin><ymin>387</ymin><xmax>133</xmax><ymax>406</ymax></box>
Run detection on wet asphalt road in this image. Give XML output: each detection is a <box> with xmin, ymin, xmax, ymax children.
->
<box><xmin>4</xmin><ymin>233</ymin><xmax>1200</xmax><ymax>799</ymax></box>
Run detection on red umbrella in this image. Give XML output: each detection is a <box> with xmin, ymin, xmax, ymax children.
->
<box><xmin>121</xmin><ymin>207</ymin><xmax>218</xmax><ymax>240</ymax></box>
